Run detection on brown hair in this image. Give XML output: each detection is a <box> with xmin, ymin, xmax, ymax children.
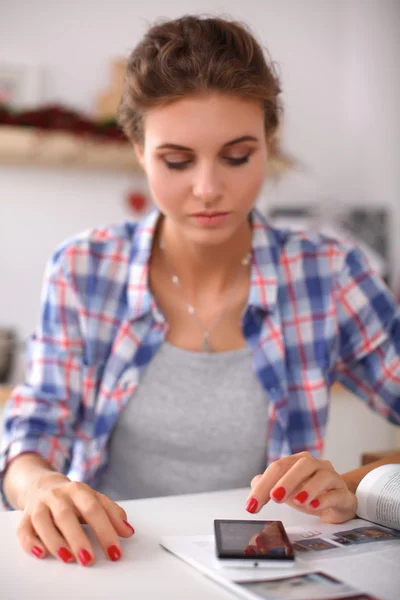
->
<box><xmin>118</xmin><ymin>15</ymin><xmax>288</xmax><ymax>168</ymax></box>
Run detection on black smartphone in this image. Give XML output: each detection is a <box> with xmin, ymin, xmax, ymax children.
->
<box><xmin>214</xmin><ymin>519</ymin><xmax>295</xmax><ymax>568</ymax></box>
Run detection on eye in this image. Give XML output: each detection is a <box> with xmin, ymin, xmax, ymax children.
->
<box><xmin>225</xmin><ymin>155</ymin><xmax>251</xmax><ymax>166</ymax></box>
<box><xmin>163</xmin><ymin>153</ymin><xmax>252</xmax><ymax>170</ymax></box>
<box><xmin>164</xmin><ymin>159</ymin><xmax>192</xmax><ymax>170</ymax></box>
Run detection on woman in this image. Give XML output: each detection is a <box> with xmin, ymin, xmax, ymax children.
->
<box><xmin>1</xmin><ymin>15</ymin><xmax>399</xmax><ymax>568</ymax></box>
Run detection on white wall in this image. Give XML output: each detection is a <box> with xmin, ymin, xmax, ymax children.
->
<box><xmin>1</xmin><ymin>0</ymin><xmax>399</xmax><ymax>469</ymax></box>
<box><xmin>339</xmin><ymin>0</ymin><xmax>400</xmax><ymax>289</ymax></box>
<box><xmin>0</xmin><ymin>0</ymin><xmax>345</xmax><ymax>374</ymax></box>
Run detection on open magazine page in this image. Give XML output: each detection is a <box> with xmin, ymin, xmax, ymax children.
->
<box><xmin>160</xmin><ymin>518</ymin><xmax>400</xmax><ymax>600</ymax></box>
<box><xmin>356</xmin><ymin>464</ymin><xmax>400</xmax><ymax>531</ymax></box>
<box><xmin>236</xmin><ymin>572</ymin><xmax>380</xmax><ymax>600</ymax></box>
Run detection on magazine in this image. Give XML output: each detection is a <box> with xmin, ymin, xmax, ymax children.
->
<box><xmin>160</xmin><ymin>467</ymin><xmax>400</xmax><ymax>599</ymax></box>
<box><xmin>355</xmin><ymin>464</ymin><xmax>400</xmax><ymax>531</ymax></box>
<box><xmin>160</xmin><ymin>517</ymin><xmax>400</xmax><ymax>599</ymax></box>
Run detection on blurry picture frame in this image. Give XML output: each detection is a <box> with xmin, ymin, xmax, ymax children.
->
<box><xmin>0</xmin><ymin>63</ymin><xmax>44</xmax><ymax>109</ymax></box>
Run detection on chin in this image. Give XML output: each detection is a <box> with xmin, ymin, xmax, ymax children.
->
<box><xmin>185</xmin><ymin>220</ymin><xmax>248</xmax><ymax>247</ymax></box>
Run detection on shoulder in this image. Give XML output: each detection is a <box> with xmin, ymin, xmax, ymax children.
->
<box><xmin>53</xmin><ymin>220</ymin><xmax>138</xmax><ymax>264</ymax></box>
<box><xmin>43</xmin><ymin>222</ymin><xmax>136</xmax><ymax>288</ymax></box>
<box><xmin>253</xmin><ymin>208</ymin><xmax>356</xmax><ymax>278</ymax></box>
<box><xmin>45</xmin><ymin>209</ymin><xmax>157</xmax><ymax>289</ymax></box>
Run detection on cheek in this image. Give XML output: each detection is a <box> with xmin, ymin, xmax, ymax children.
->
<box><xmin>146</xmin><ymin>161</ymin><xmax>190</xmax><ymax>212</ymax></box>
<box><xmin>229</xmin><ymin>161</ymin><xmax>266</xmax><ymax>204</ymax></box>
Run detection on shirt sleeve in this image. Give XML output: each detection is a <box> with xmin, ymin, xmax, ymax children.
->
<box><xmin>0</xmin><ymin>246</ymin><xmax>85</xmax><ymax>509</ymax></box>
<box><xmin>333</xmin><ymin>245</ymin><xmax>400</xmax><ymax>424</ymax></box>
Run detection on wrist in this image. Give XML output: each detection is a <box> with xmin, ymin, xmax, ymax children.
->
<box><xmin>341</xmin><ymin>472</ymin><xmax>360</xmax><ymax>495</ymax></box>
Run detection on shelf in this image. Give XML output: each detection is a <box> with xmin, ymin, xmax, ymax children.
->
<box><xmin>0</xmin><ymin>125</ymin><xmax>141</xmax><ymax>173</ymax></box>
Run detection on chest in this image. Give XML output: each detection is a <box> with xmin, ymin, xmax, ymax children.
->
<box><xmin>149</xmin><ymin>258</ymin><xmax>250</xmax><ymax>353</ymax></box>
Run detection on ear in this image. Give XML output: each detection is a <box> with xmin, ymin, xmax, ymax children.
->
<box><xmin>133</xmin><ymin>143</ymin><xmax>146</xmax><ymax>170</ymax></box>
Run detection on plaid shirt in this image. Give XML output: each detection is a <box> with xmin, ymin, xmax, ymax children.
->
<box><xmin>1</xmin><ymin>208</ymin><xmax>400</xmax><ymax>509</ymax></box>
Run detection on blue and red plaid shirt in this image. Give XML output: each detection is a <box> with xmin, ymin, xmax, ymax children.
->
<box><xmin>1</xmin><ymin>208</ymin><xmax>400</xmax><ymax>509</ymax></box>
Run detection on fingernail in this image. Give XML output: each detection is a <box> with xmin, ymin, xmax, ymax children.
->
<box><xmin>123</xmin><ymin>520</ymin><xmax>135</xmax><ymax>534</ymax></box>
<box><xmin>57</xmin><ymin>547</ymin><xmax>74</xmax><ymax>563</ymax></box>
<box><xmin>108</xmin><ymin>545</ymin><xmax>121</xmax><ymax>561</ymax></box>
<box><xmin>294</xmin><ymin>490</ymin><xmax>309</xmax><ymax>504</ymax></box>
<box><xmin>310</xmin><ymin>499</ymin><xmax>320</xmax><ymax>509</ymax></box>
<box><xmin>245</xmin><ymin>497</ymin><xmax>258</xmax><ymax>513</ymax></box>
<box><xmin>244</xmin><ymin>546</ymin><xmax>257</xmax><ymax>555</ymax></box>
<box><xmin>32</xmin><ymin>546</ymin><xmax>44</xmax><ymax>559</ymax></box>
<box><xmin>271</xmin><ymin>486</ymin><xmax>286</xmax><ymax>502</ymax></box>
<box><xmin>78</xmin><ymin>549</ymin><xmax>92</xmax><ymax>566</ymax></box>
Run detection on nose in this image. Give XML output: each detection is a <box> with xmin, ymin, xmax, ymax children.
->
<box><xmin>192</xmin><ymin>162</ymin><xmax>223</xmax><ymax>203</ymax></box>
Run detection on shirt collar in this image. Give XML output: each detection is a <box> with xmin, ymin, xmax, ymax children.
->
<box><xmin>248</xmin><ymin>207</ymin><xmax>281</xmax><ymax>314</ymax></box>
<box><xmin>127</xmin><ymin>206</ymin><xmax>281</xmax><ymax>322</ymax></box>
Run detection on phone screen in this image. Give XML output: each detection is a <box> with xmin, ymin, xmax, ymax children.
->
<box><xmin>214</xmin><ymin>520</ymin><xmax>295</xmax><ymax>562</ymax></box>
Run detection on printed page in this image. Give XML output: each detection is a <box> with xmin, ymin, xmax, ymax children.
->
<box><xmin>160</xmin><ymin>518</ymin><xmax>400</xmax><ymax>599</ymax></box>
<box><xmin>236</xmin><ymin>572</ymin><xmax>381</xmax><ymax>600</ymax></box>
<box><xmin>160</xmin><ymin>535</ymin><xmax>383</xmax><ymax>599</ymax></box>
<box><xmin>356</xmin><ymin>464</ymin><xmax>400</xmax><ymax>531</ymax></box>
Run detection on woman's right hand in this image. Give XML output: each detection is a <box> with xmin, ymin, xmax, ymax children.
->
<box><xmin>17</xmin><ymin>471</ymin><xmax>135</xmax><ymax>566</ymax></box>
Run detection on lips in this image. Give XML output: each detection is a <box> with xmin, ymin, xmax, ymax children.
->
<box><xmin>191</xmin><ymin>212</ymin><xmax>229</xmax><ymax>217</ymax></box>
<box><xmin>190</xmin><ymin>211</ymin><xmax>231</xmax><ymax>227</ymax></box>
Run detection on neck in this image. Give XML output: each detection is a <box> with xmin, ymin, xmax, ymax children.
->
<box><xmin>156</xmin><ymin>215</ymin><xmax>252</xmax><ymax>295</ymax></box>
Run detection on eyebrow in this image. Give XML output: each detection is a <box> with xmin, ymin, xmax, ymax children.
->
<box><xmin>156</xmin><ymin>135</ymin><xmax>259</xmax><ymax>151</ymax></box>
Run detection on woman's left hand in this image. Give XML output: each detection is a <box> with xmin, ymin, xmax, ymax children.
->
<box><xmin>246</xmin><ymin>452</ymin><xmax>357</xmax><ymax>524</ymax></box>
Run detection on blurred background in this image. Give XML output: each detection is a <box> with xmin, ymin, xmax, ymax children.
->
<box><xmin>0</xmin><ymin>0</ymin><xmax>399</xmax><ymax>472</ymax></box>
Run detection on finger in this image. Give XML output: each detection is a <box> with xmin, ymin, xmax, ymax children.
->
<box><xmin>309</xmin><ymin>489</ymin><xmax>357</xmax><ymax>523</ymax></box>
<box><xmin>249</xmin><ymin>474</ymin><xmax>262</xmax><ymax>489</ymax></box>
<box><xmin>47</xmin><ymin>494</ymin><xmax>96</xmax><ymax>567</ymax></box>
<box><xmin>30</xmin><ymin>502</ymin><xmax>76</xmax><ymax>564</ymax></box>
<box><xmin>244</xmin><ymin>545</ymin><xmax>259</xmax><ymax>556</ymax></box>
<box><xmin>290</xmin><ymin>470</ymin><xmax>339</xmax><ymax>508</ymax></box>
<box><xmin>96</xmin><ymin>492</ymin><xmax>135</xmax><ymax>538</ymax></box>
<box><xmin>71</xmin><ymin>485</ymin><xmax>123</xmax><ymax>562</ymax></box>
<box><xmin>17</xmin><ymin>514</ymin><xmax>48</xmax><ymax>560</ymax></box>
<box><xmin>255</xmin><ymin>534</ymin><xmax>271</xmax><ymax>553</ymax></box>
<box><xmin>270</xmin><ymin>455</ymin><xmax>323</xmax><ymax>504</ymax></box>
<box><xmin>246</xmin><ymin>455</ymin><xmax>299</xmax><ymax>513</ymax></box>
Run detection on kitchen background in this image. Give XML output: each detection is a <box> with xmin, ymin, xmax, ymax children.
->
<box><xmin>0</xmin><ymin>0</ymin><xmax>399</xmax><ymax>476</ymax></box>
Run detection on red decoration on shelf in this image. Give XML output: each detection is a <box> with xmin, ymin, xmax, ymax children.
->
<box><xmin>0</xmin><ymin>103</ymin><xmax>127</xmax><ymax>142</ymax></box>
<box><xmin>126</xmin><ymin>191</ymin><xmax>147</xmax><ymax>215</ymax></box>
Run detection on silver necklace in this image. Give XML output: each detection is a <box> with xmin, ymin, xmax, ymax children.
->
<box><xmin>159</xmin><ymin>238</ymin><xmax>251</xmax><ymax>352</ymax></box>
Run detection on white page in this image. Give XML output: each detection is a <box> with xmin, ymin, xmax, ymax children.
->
<box><xmin>356</xmin><ymin>464</ymin><xmax>400</xmax><ymax>530</ymax></box>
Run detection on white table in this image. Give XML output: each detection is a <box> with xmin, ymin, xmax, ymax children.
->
<box><xmin>0</xmin><ymin>487</ymin><xmax>398</xmax><ymax>600</ymax></box>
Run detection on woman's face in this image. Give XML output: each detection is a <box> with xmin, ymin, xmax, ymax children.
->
<box><xmin>135</xmin><ymin>93</ymin><xmax>268</xmax><ymax>247</ymax></box>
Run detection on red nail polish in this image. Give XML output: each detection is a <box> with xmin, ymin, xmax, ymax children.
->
<box><xmin>294</xmin><ymin>490</ymin><xmax>309</xmax><ymax>504</ymax></box>
<box><xmin>271</xmin><ymin>486</ymin><xmax>286</xmax><ymax>502</ymax></box>
<box><xmin>123</xmin><ymin>520</ymin><xmax>135</xmax><ymax>534</ymax></box>
<box><xmin>245</xmin><ymin>497</ymin><xmax>258</xmax><ymax>513</ymax></box>
<box><xmin>108</xmin><ymin>545</ymin><xmax>121</xmax><ymax>561</ymax></box>
<box><xmin>32</xmin><ymin>546</ymin><xmax>44</xmax><ymax>558</ymax></box>
<box><xmin>57</xmin><ymin>547</ymin><xmax>74</xmax><ymax>563</ymax></box>
<box><xmin>78</xmin><ymin>549</ymin><xmax>92</xmax><ymax>566</ymax></box>
<box><xmin>310</xmin><ymin>499</ymin><xmax>320</xmax><ymax>509</ymax></box>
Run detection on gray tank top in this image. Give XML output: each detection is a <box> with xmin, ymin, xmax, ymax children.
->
<box><xmin>97</xmin><ymin>342</ymin><xmax>269</xmax><ymax>501</ymax></box>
